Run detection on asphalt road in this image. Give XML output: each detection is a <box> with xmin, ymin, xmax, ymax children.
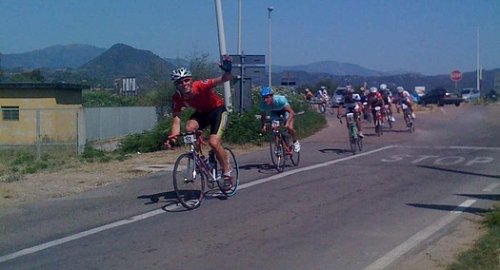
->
<box><xmin>1</xmin><ymin>103</ymin><xmax>499</xmax><ymax>270</ymax></box>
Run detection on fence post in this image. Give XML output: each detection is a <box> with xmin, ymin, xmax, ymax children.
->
<box><xmin>36</xmin><ymin>109</ymin><xmax>41</xmax><ymax>160</ymax></box>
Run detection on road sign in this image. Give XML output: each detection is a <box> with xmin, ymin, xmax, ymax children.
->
<box><xmin>230</xmin><ymin>54</ymin><xmax>265</xmax><ymax>65</ymax></box>
<box><xmin>231</xmin><ymin>66</ymin><xmax>265</xmax><ymax>78</ymax></box>
<box><xmin>450</xmin><ymin>70</ymin><xmax>462</xmax><ymax>82</ymax></box>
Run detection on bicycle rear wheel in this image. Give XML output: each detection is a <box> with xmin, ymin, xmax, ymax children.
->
<box><xmin>270</xmin><ymin>135</ymin><xmax>285</xmax><ymax>172</ymax></box>
<box><xmin>172</xmin><ymin>153</ymin><xmax>204</xmax><ymax>210</ymax></box>
<box><xmin>217</xmin><ymin>147</ymin><xmax>239</xmax><ymax>197</ymax></box>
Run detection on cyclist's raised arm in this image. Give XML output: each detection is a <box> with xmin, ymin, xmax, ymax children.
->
<box><xmin>212</xmin><ymin>55</ymin><xmax>233</xmax><ymax>86</ymax></box>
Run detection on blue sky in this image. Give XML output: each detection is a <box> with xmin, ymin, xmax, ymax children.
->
<box><xmin>0</xmin><ymin>0</ymin><xmax>498</xmax><ymax>75</ymax></box>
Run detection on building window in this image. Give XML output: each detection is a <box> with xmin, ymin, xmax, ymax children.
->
<box><xmin>2</xmin><ymin>106</ymin><xmax>19</xmax><ymax>121</ymax></box>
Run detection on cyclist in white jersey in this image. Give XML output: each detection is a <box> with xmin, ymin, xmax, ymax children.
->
<box><xmin>259</xmin><ymin>86</ymin><xmax>301</xmax><ymax>152</ymax></box>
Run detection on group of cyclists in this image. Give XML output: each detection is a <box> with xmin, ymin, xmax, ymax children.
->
<box><xmin>318</xmin><ymin>84</ymin><xmax>416</xmax><ymax>138</ymax></box>
<box><xmin>163</xmin><ymin>55</ymin><xmax>417</xmax><ymax>191</ymax></box>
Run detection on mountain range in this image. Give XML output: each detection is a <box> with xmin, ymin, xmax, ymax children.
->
<box><xmin>1</xmin><ymin>44</ymin><xmax>497</xmax><ymax>92</ymax></box>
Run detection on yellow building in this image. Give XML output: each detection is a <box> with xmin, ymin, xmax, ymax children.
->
<box><xmin>0</xmin><ymin>83</ymin><xmax>85</xmax><ymax>145</ymax></box>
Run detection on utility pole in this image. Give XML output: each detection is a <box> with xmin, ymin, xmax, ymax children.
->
<box><xmin>214</xmin><ymin>0</ymin><xmax>233</xmax><ymax>112</ymax></box>
<box><xmin>267</xmin><ymin>6</ymin><xmax>273</xmax><ymax>87</ymax></box>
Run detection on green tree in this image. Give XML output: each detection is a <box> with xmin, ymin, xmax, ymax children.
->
<box><xmin>82</xmin><ymin>90</ymin><xmax>137</xmax><ymax>107</ymax></box>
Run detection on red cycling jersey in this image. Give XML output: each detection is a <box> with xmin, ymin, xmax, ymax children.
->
<box><xmin>366</xmin><ymin>92</ymin><xmax>384</xmax><ymax>107</ymax></box>
<box><xmin>171</xmin><ymin>79</ymin><xmax>224</xmax><ymax>113</ymax></box>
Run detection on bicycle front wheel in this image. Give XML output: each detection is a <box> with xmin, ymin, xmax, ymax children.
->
<box><xmin>386</xmin><ymin>113</ymin><xmax>393</xmax><ymax>129</ymax></box>
<box><xmin>350</xmin><ymin>137</ymin><xmax>357</xmax><ymax>154</ymax></box>
<box><xmin>375</xmin><ymin>120</ymin><xmax>382</xmax><ymax>136</ymax></box>
<box><xmin>289</xmin><ymin>143</ymin><xmax>300</xmax><ymax>166</ymax></box>
<box><xmin>270</xmin><ymin>135</ymin><xmax>285</xmax><ymax>172</ymax></box>
<box><xmin>357</xmin><ymin>137</ymin><xmax>363</xmax><ymax>152</ymax></box>
<box><xmin>172</xmin><ymin>153</ymin><xmax>204</xmax><ymax>210</ymax></box>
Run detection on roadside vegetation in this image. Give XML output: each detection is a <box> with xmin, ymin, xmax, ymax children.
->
<box><xmin>447</xmin><ymin>205</ymin><xmax>500</xmax><ymax>270</ymax></box>
<box><xmin>0</xmin><ymin>85</ymin><xmax>325</xmax><ymax>183</ymax></box>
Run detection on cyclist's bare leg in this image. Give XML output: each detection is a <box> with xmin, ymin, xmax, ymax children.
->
<box><xmin>355</xmin><ymin>114</ymin><xmax>363</xmax><ymax>133</ymax></box>
<box><xmin>285</xmin><ymin>117</ymin><xmax>298</xmax><ymax>142</ymax></box>
<box><xmin>208</xmin><ymin>134</ymin><xmax>229</xmax><ymax>175</ymax></box>
<box><xmin>185</xmin><ymin>120</ymin><xmax>202</xmax><ymax>152</ymax></box>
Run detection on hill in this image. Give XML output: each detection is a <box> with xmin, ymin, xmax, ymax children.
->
<box><xmin>78</xmin><ymin>43</ymin><xmax>176</xmax><ymax>89</ymax></box>
<box><xmin>1</xmin><ymin>43</ymin><xmax>497</xmax><ymax>93</ymax></box>
<box><xmin>1</xmin><ymin>44</ymin><xmax>106</xmax><ymax>69</ymax></box>
<box><xmin>274</xmin><ymin>60</ymin><xmax>388</xmax><ymax>76</ymax></box>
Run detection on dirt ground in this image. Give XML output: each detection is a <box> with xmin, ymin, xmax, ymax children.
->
<box><xmin>0</xmin><ymin>144</ymin><xmax>264</xmax><ymax>207</ymax></box>
<box><xmin>0</xmin><ymin>111</ymin><xmax>487</xmax><ymax>269</ymax></box>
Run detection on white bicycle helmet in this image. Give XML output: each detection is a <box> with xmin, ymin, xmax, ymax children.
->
<box><xmin>370</xmin><ymin>87</ymin><xmax>378</xmax><ymax>93</ymax></box>
<box><xmin>380</xmin><ymin>84</ymin><xmax>387</xmax><ymax>91</ymax></box>
<box><xmin>171</xmin><ymin>67</ymin><xmax>192</xmax><ymax>81</ymax></box>
<box><xmin>397</xmin><ymin>86</ymin><xmax>404</xmax><ymax>93</ymax></box>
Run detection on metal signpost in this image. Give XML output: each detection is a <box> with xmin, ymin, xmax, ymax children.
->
<box><xmin>230</xmin><ymin>54</ymin><xmax>265</xmax><ymax>112</ymax></box>
<box><xmin>450</xmin><ymin>69</ymin><xmax>462</xmax><ymax>90</ymax></box>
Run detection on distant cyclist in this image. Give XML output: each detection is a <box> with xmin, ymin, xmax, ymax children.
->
<box><xmin>259</xmin><ymin>86</ymin><xmax>301</xmax><ymax>152</ymax></box>
<box><xmin>337</xmin><ymin>86</ymin><xmax>364</xmax><ymax>137</ymax></box>
<box><xmin>380</xmin><ymin>83</ymin><xmax>395</xmax><ymax>122</ymax></box>
<box><xmin>395</xmin><ymin>86</ymin><xmax>416</xmax><ymax>119</ymax></box>
<box><xmin>316</xmin><ymin>86</ymin><xmax>329</xmax><ymax>102</ymax></box>
<box><xmin>366</xmin><ymin>86</ymin><xmax>386</xmax><ymax>126</ymax></box>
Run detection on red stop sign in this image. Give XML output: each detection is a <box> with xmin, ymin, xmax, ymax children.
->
<box><xmin>450</xmin><ymin>70</ymin><xmax>462</xmax><ymax>82</ymax></box>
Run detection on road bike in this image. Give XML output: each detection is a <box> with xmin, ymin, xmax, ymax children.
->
<box><xmin>401</xmin><ymin>103</ymin><xmax>415</xmax><ymax>133</ymax></box>
<box><xmin>374</xmin><ymin>106</ymin><xmax>384</xmax><ymax>136</ymax></box>
<box><xmin>339</xmin><ymin>113</ymin><xmax>363</xmax><ymax>154</ymax></box>
<box><xmin>268</xmin><ymin>118</ymin><xmax>300</xmax><ymax>172</ymax></box>
<box><xmin>309</xmin><ymin>97</ymin><xmax>326</xmax><ymax>114</ymax></box>
<box><xmin>171</xmin><ymin>131</ymin><xmax>239</xmax><ymax>210</ymax></box>
<box><xmin>384</xmin><ymin>104</ymin><xmax>393</xmax><ymax>129</ymax></box>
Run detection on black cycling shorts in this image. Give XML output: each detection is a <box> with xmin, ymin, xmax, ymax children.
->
<box><xmin>190</xmin><ymin>106</ymin><xmax>229</xmax><ymax>137</ymax></box>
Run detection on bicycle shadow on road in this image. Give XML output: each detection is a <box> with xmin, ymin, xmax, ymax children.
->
<box><xmin>239</xmin><ymin>163</ymin><xmax>283</xmax><ymax>175</ymax></box>
<box><xmin>456</xmin><ymin>193</ymin><xmax>500</xmax><ymax>201</ymax></box>
<box><xmin>319</xmin><ymin>148</ymin><xmax>351</xmax><ymax>155</ymax></box>
<box><xmin>137</xmin><ymin>190</ymin><xmax>228</xmax><ymax>212</ymax></box>
<box><xmin>137</xmin><ymin>191</ymin><xmax>178</xmax><ymax>206</ymax></box>
<box><xmin>406</xmin><ymin>203</ymin><xmax>488</xmax><ymax>215</ymax></box>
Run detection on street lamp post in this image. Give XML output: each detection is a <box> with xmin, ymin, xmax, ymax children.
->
<box><xmin>267</xmin><ymin>6</ymin><xmax>273</xmax><ymax>87</ymax></box>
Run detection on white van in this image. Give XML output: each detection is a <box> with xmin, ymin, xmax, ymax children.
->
<box><xmin>461</xmin><ymin>88</ymin><xmax>480</xmax><ymax>102</ymax></box>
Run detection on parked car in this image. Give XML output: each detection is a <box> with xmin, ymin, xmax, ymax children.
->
<box><xmin>330</xmin><ymin>87</ymin><xmax>346</xmax><ymax>107</ymax></box>
<box><xmin>418</xmin><ymin>87</ymin><xmax>463</xmax><ymax>107</ymax></box>
<box><xmin>460</xmin><ymin>88</ymin><xmax>480</xmax><ymax>102</ymax></box>
<box><xmin>485</xmin><ymin>89</ymin><xmax>498</xmax><ymax>101</ymax></box>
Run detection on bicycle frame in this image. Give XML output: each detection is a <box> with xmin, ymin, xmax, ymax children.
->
<box><xmin>182</xmin><ymin>133</ymin><xmax>220</xmax><ymax>184</ymax></box>
<box><xmin>271</xmin><ymin>120</ymin><xmax>293</xmax><ymax>156</ymax></box>
<box><xmin>267</xmin><ymin>118</ymin><xmax>300</xmax><ymax>172</ymax></box>
<box><xmin>346</xmin><ymin>113</ymin><xmax>358</xmax><ymax>140</ymax></box>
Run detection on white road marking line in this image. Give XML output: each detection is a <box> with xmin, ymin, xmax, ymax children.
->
<box><xmin>363</xmin><ymin>199</ymin><xmax>477</xmax><ymax>270</ymax></box>
<box><xmin>0</xmin><ymin>205</ymin><xmax>182</xmax><ymax>263</ymax></box>
<box><xmin>394</xmin><ymin>145</ymin><xmax>500</xmax><ymax>151</ymax></box>
<box><xmin>483</xmin><ymin>182</ymin><xmax>500</xmax><ymax>192</ymax></box>
<box><xmin>239</xmin><ymin>145</ymin><xmax>396</xmax><ymax>190</ymax></box>
<box><xmin>0</xmin><ymin>145</ymin><xmax>395</xmax><ymax>263</ymax></box>
<box><xmin>440</xmin><ymin>108</ymin><xmax>447</xmax><ymax>114</ymax></box>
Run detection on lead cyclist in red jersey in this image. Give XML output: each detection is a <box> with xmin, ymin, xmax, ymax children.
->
<box><xmin>166</xmin><ymin>55</ymin><xmax>234</xmax><ymax>189</ymax></box>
